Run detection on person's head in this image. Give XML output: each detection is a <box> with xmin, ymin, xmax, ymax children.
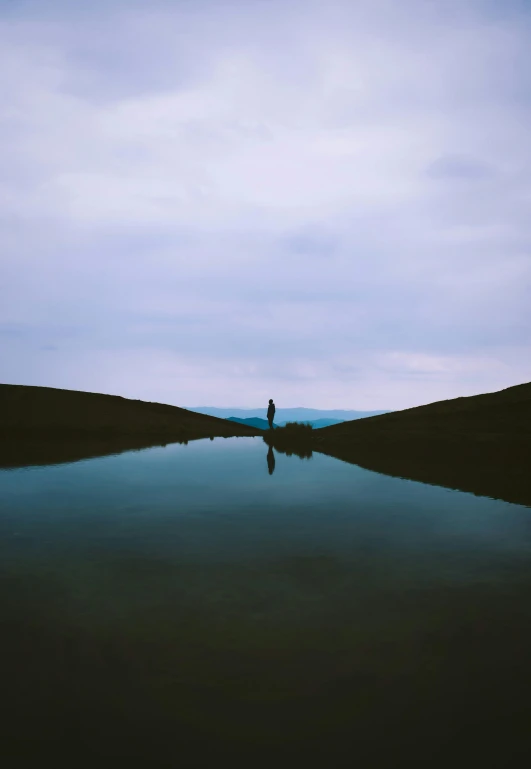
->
<box><xmin>269</xmin><ymin>399</ymin><xmax>273</xmax><ymax>404</ymax></box>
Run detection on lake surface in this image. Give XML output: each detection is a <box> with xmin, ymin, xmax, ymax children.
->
<box><xmin>1</xmin><ymin>436</ymin><xmax>531</xmax><ymax>768</ymax></box>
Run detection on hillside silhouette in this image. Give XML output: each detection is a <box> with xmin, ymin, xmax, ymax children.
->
<box><xmin>315</xmin><ymin>381</ymin><xmax>531</xmax><ymax>507</ymax></box>
<box><xmin>0</xmin><ymin>385</ymin><xmax>260</xmax><ymax>442</ymax></box>
<box><xmin>317</xmin><ymin>381</ymin><xmax>531</xmax><ymax>443</ymax></box>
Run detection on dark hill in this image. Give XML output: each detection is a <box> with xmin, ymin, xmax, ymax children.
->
<box><xmin>315</xmin><ymin>382</ymin><xmax>531</xmax><ymax>507</ymax></box>
<box><xmin>0</xmin><ymin>384</ymin><xmax>260</xmax><ymax>441</ymax></box>
<box><xmin>317</xmin><ymin>381</ymin><xmax>531</xmax><ymax>443</ymax></box>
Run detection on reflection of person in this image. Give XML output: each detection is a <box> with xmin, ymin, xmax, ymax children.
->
<box><xmin>267</xmin><ymin>445</ymin><xmax>276</xmax><ymax>475</ymax></box>
<box><xmin>267</xmin><ymin>398</ymin><xmax>276</xmax><ymax>429</ymax></box>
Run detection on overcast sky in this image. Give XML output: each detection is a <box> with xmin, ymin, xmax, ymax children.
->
<box><xmin>1</xmin><ymin>0</ymin><xmax>530</xmax><ymax>409</ymax></box>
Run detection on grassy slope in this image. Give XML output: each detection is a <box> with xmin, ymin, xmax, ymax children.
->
<box><xmin>314</xmin><ymin>381</ymin><xmax>531</xmax><ymax>507</ymax></box>
<box><xmin>0</xmin><ymin>384</ymin><xmax>260</xmax><ymax>440</ymax></box>
<box><xmin>317</xmin><ymin>381</ymin><xmax>531</xmax><ymax>444</ymax></box>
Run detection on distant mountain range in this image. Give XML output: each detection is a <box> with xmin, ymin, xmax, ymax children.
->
<box><xmin>227</xmin><ymin>417</ymin><xmax>277</xmax><ymax>430</ymax></box>
<box><xmin>227</xmin><ymin>416</ymin><xmax>345</xmax><ymax>429</ymax></box>
<box><xmin>190</xmin><ymin>407</ymin><xmax>389</xmax><ymax>423</ymax></box>
<box><xmin>290</xmin><ymin>418</ymin><xmax>345</xmax><ymax>428</ymax></box>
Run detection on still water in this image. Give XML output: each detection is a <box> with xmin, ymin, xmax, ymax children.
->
<box><xmin>1</xmin><ymin>437</ymin><xmax>531</xmax><ymax>768</ymax></box>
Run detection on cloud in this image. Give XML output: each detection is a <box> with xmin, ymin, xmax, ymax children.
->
<box><xmin>426</xmin><ymin>154</ymin><xmax>496</xmax><ymax>180</ymax></box>
<box><xmin>0</xmin><ymin>0</ymin><xmax>530</xmax><ymax>408</ymax></box>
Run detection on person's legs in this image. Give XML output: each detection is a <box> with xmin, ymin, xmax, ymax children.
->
<box><xmin>268</xmin><ymin>417</ymin><xmax>273</xmax><ymax>429</ymax></box>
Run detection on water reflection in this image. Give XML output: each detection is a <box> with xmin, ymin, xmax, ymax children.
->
<box><xmin>1</xmin><ymin>437</ymin><xmax>531</xmax><ymax>767</ymax></box>
<box><xmin>317</xmin><ymin>435</ymin><xmax>531</xmax><ymax>508</ymax></box>
<box><xmin>2</xmin><ymin>431</ymin><xmax>530</xmax><ymax>509</ymax></box>
<box><xmin>0</xmin><ymin>434</ymin><xmax>194</xmax><ymax>470</ymax></box>
<box><xmin>263</xmin><ymin>436</ymin><xmax>313</xmax><ymax>460</ymax></box>
<box><xmin>267</xmin><ymin>445</ymin><xmax>276</xmax><ymax>475</ymax></box>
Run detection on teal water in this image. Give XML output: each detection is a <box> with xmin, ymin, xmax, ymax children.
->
<box><xmin>1</xmin><ymin>437</ymin><xmax>531</xmax><ymax>768</ymax></box>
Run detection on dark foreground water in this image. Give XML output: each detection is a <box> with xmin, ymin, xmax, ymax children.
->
<box><xmin>1</xmin><ymin>437</ymin><xmax>531</xmax><ymax>768</ymax></box>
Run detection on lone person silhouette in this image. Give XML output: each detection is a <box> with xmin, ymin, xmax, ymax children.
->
<box><xmin>267</xmin><ymin>398</ymin><xmax>276</xmax><ymax>429</ymax></box>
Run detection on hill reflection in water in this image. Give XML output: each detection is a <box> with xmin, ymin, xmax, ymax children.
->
<box><xmin>316</xmin><ymin>435</ymin><xmax>531</xmax><ymax>508</ymax></box>
<box><xmin>0</xmin><ymin>433</ymin><xmax>205</xmax><ymax>470</ymax></box>
<box><xmin>1</xmin><ymin>432</ymin><xmax>530</xmax><ymax>508</ymax></box>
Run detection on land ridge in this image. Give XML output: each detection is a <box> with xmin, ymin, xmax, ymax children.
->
<box><xmin>0</xmin><ymin>384</ymin><xmax>261</xmax><ymax>441</ymax></box>
<box><xmin>316</xmin><ymin>380</ymin><xmax>531</xmax><ymax>443</ymax></box>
